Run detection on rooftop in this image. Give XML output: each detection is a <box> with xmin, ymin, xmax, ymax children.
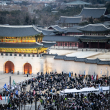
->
<box><xmin>79</xmin><ymin>7</ymin><xmax>106</xmax><ymax>18</ymax></box>
<box><xmin>104</xmin><ymin>14</ymin><xmax>110</xmax><ymax>18</ymax></box>
<box><xmin>48</xmin><ymin>25</ymin><xmax>65</xmax><ymax>32</ymax></box>
<box><xmin>64</xmin><ymin>26</ymin><xmax>82</xmax><ymax>33</ymax></box>
<box><xmin>58</xmin><ymin>16</ymin><xmax>82</xmax><ymax>24</ymax></box>
<box><xmin>43</xmin><ymin>35</ymin><xmax>79</xmax><ymax>42</ymax></box>
<box><xmin>0</xmin><ymin>42</ymin><xmax>43</xmax><ymax>48</ymax></box>
<box><xmin>78</xmin><ymin>24</ymin><xmax>110</xmax><ymax>32</ymax></box>
<box><xmin>37</xmin><ymin>27</ymin><xmax>56</xmax><ymax>36</ymax></box>
<box><xmin>0</xmin><ymin>25</ymin><xmax>41</xmax><ymax>37</ymax></box>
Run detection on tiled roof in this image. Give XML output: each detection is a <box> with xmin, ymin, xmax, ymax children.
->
<box><xmin>54</xmin><ymin>55</ymin><xmax>110</xmax><ymax>65</ymax></box>
<box><xmin>54</xmin><ymin>55</ymin><xmax>66</xmax><ymax>60</ymax></box>
<box><xmin>42</xmin><ymin>41</ymin><xmax>56</xmax><ymax>48</ymax></box>
<box><xmin>0</xmin><ymin>42</ymin><xmax>43</xmax><ymax>48</ymax></box>
<box><xmin>104</xmin><ymin>14</ymin><xmax>110</xmax><ymax>18</ymax></box>
<box><xmin>78</xmin><ymin>24</ymin><xmax>110</xmax><ymax>32</ymax></box>
<box><xmin>42</xmin><ymin>53</ymin><xmax>58</xmax><ymax>56</ymax></box>
<box><xmin>43</xmin><ymin>36</ymin><xmax>79</xmax><ymax>42</ymax></box>
<box><xmin>79</xmin><ymin>7</ymin><xmax>106</xmax><ymax>18</ymax></box>
<box><xmin>77</xmin><ymin>35</ymin><xmax>110</xmax><ymax>42</ymax></box>
<box><xmin>36</xmin><ymin>27</ymin><xmax>56</xmax><ymax>36</ymax></box>
<box><xmin>64</xmin><ymin>26</ymin><xmax>82</xmax><ymax>33</ymax></box>
<box><xmin>0</xmin><ymin>25</ymin><xmax>41</xmax><ymax>37</ymax></box>
<box><xmin>58</xmin><ymin>16</ymin><xmax>82</xmax><ymax>24</ymax></box>
<box><xmin>48</xmin><ymin>25</ymin><xmax>65</xmax><ymax>32</ymax></box>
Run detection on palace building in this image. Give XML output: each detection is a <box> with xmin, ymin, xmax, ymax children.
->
<box><xmin>0</xmin><ymin>7</ymin><xmax>110</xmax><ymax>76</ymax></box>
<box><xmin>57</xmin><ymin>16</ymin><xmax>82</xmax><ymax>27</ymax></box>
<box><xmin>0</xmin><ymin>25</ymin><xmax>55</xmax><ymax>74</ymax></box>
<box><xmin>42</xmin><ymin>24</ymin><xmax>110</xmax><ymax>49</ymax></box>
<box><xmin>78</xmin><ymin>7</ymin><xmax>106</xmax><ymax>18</ymax></box>
<box><xmin>0</xmin><ymin>25</ymin><xmax>55</xmax><ymax>54</ymax></box>
<box><xmin>77</xmin><ymin>24</ymin><xmax>110</xmax><ymax>49</ymax></box>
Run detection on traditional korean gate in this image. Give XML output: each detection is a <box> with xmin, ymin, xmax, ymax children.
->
<box><xmin>24</xmin><ymin>63</ymin><xmax>32</xmax><ymax>74</ymax></box>
<box><xmin>5</xmin><ymin>61</ymin><xmax>14</xmax><ymax>73</ymax></box>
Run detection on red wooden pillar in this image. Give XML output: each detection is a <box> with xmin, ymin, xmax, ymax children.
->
<box><xmin>68</xmin><ymin>42</ymin><xmax>70</xmax><ymax>47</ymax></box>
<box><xmin>67</xmin><ymin>42</ymin><xmax>68</xmax><ymax>46</ymax></box>
<box><xmin>73</xmin><ymin>43</ymin><xmax>75</xmax><ymax>47</ymax></box>
<box><xmin>57</xmin><ymin>42</ymin><xmax>59</xmax><ymax>46</ymax></box>
<box><xmin>64</xmin><ymin>42</ymin><xmax>65</xmax><ymax>46</ymax></box>
<box><xmin>59</xmin><ymin>42</ymin><xmax>60</xmax><ymax>46</ymax></box>
<box><xmin>77</xmin><ymin>43</ymin><xmax>78</xmax><ymax>47</ymax></box>
<box><xmin>72</xmin><ymin>43</ymin><xmax>73</xmax><ymax>47</ymax></box>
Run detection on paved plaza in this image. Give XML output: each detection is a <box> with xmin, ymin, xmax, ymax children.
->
<box><xmin>0</xmin><ymin>74</ymin><xmax>35</xmax><ymax>90</ymax></box>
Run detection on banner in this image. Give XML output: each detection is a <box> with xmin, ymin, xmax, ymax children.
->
<box><xmin>0</xmin><ymin>95</ymin><xmax>2</xmax><ymax>100</ymax></box>
<box><xmin>13</xmin><ymin>80</ymin><xmax>16</xmax><ymax>86</ymax></box>
<box><xmin>3</xmin><ymin>84</ymin><xmax>9</xmax><ymax>91</ymax></box>
<box><xmin>69</xmin><ymin>72</ymin><xmax>71</xmax><ymax>77</ymax></box>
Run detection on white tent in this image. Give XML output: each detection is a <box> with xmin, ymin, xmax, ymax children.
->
<box><xmin>60</xmin><ymin>86</ymin><xmax>109</xmax><ymax>94</ymax></box>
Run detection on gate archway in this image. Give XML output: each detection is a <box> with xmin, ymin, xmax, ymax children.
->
<box><xmin>5</xmin><ymin>61</ymin><xmax>14</xmax><ymax>73</ymax></box>
<box><xmin>24</xmin><ymin>63</ymin><xmax>32</xmax><ymax>74</ymax></box>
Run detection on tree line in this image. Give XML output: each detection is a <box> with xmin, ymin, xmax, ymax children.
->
<box><xmin>0</xmin><ymin>10</ymin><xmax>37</xmax><ymax>25</ymax></box>
<box><xmin>0</xmin><ymin>2</ymin><xmax>110</xmax><ymax>26</ymax></box>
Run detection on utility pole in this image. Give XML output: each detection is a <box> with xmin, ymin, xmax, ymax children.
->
<box><xmin>9</xmin><ymin>76</ymin><xmax>11</xmax><ymax>90</ymax></box>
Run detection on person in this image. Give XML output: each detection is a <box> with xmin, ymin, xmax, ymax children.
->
<box><xmin>27</xmin><ymin>73</ymin><xmax>28</xmax><ymax>77</ymax></box>
<box><xmin>32</xmin><ymin>73</ymin><xmax>33</xmax><ymax>77</ymax></box>
<box><xmin>38</xmin><ymin>104</ymin><xmax>41</xmax><ymax>110</ymax></box>
<box><xmin>75</xmin><ymin>73</ymin><xmax>76</xmax><ymax>77</ymax></box>
<box><xmin>17</xmin><ymin>71</ymin><xmax>19</xmax><ymax>75</ymax></box>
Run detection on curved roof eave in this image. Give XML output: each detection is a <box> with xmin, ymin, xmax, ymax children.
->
<box><xmin>78</xmin><ymin>24</ymin><xmax>110</xmax><ymax>32</ymax></box>
<box><xmin>0</xmin><ymin>42</ymin><xmax>43</xmax><ymax>48</ymax></box>
<box><xmin>0</xmin><ymin>25</ymin><xmax>42</xmax><ymax>37</ymax></box>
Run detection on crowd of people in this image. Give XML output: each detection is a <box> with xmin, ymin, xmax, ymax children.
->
<box><xmin>0</xmin><ymin>72</ymin><xmax>110</xmax><ymax>110</ymax></box>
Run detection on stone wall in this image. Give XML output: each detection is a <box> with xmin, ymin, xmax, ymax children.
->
<box><xmin>0</xmin><ymin>54</ymin><xmax>109</xmax><ymax>77</ymax></box>
<box><xmin>0</xmin><ymin>54</ymin><xmax>44</xmax><ymax>74</ymax></box>
<box><xmin>43</xmin><ymin>56</ymin><xmax>110</xmax><ymax>77</ymax></box>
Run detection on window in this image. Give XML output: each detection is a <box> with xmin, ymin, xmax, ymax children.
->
<box><xmin>28</xmin><ymin>54</ymin><xmax>30</xmax><ymax>57</ymax></box>
<box><xmin>32</xmin><ymin>54</ymin><xmax>34</xmax><ymax>57</ymax></box>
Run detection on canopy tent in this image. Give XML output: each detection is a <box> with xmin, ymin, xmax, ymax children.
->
<box><xmin>60</xmin><ymin>86</ymin><xmax>109</xmax><ymax>94</ymax></box>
